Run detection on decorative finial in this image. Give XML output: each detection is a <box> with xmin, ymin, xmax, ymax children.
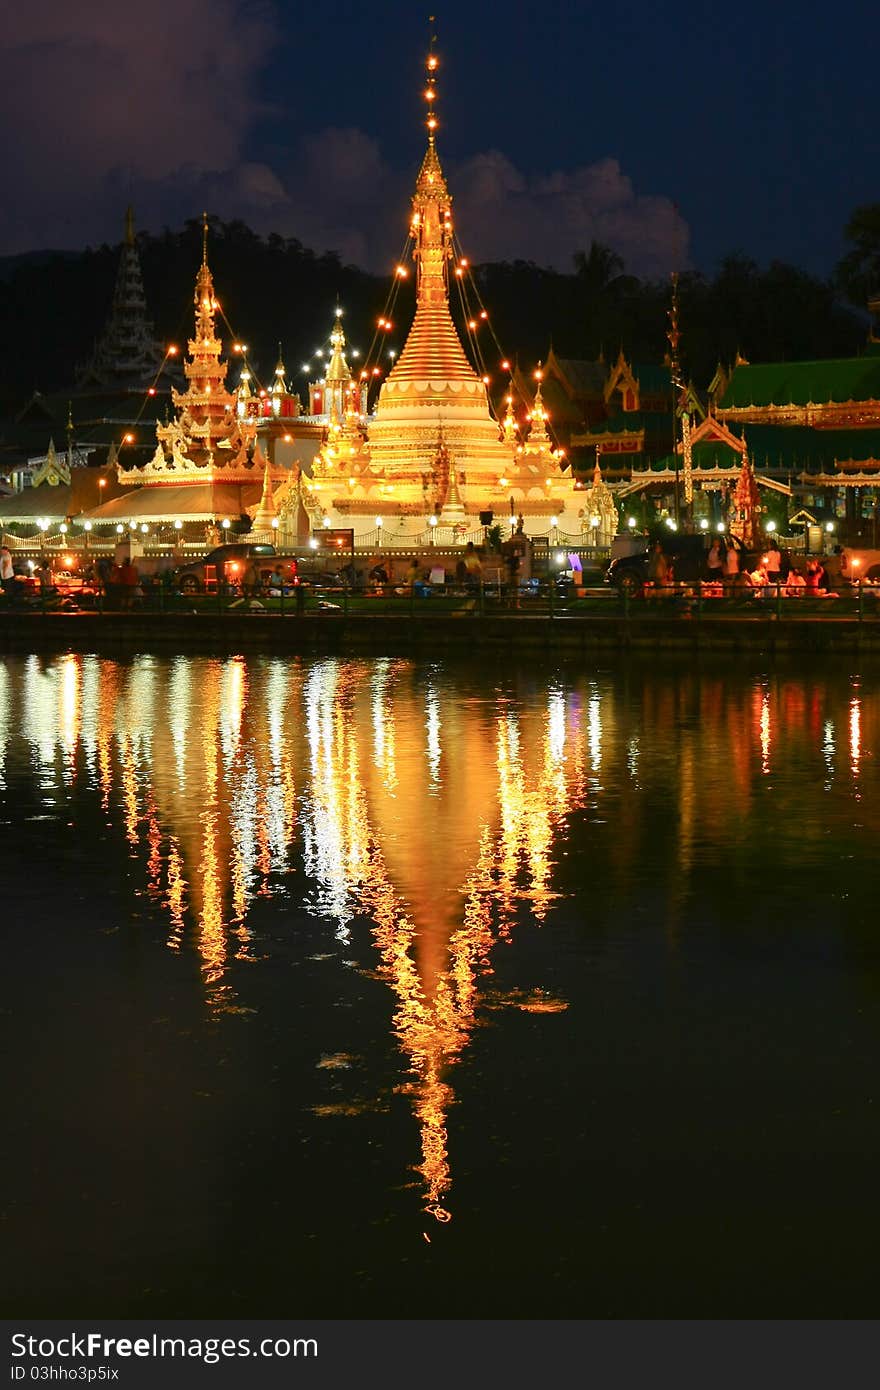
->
<box><xmin>124</xmin><ymin>206</ymin><xmax>135</xmax><ymax>247</ymax></box>
<box><xmin>425</xmin><ymin>17</ymin><xmax>439</xmax><ymax>144</ymax></box>
<box><xmin>202</xmin><ymin>211</ymin><xmax>209</xmax><ymax>266</ymax></box>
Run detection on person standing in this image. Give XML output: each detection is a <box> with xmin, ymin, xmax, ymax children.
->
<box><xmin>0</xmin><ymin>545</ymin><xmax>14</xmax><ymax>597</ymax></box>
<box><xmin>766</xmin><ymin>539</ymin><xmax>782</xmax><ymax>593</ymax></box>
<box><xmin>724</xmin><ymin>541</ymin><xmax>740</xmax><ymax>588</ymax></box>
<box><xmin>706</xmin><ymin>538</ymin><xmax>723</xmax><ymax>581</ymax></box>
<box><xmin>648</xmin><ymin>541</ymin><xmax>668</xmax><ymax>597</ymax></box>
<box><xmin>118</xmin><ymin>557</ymin><xmax>139</xmax><ymax>611</ymax></box>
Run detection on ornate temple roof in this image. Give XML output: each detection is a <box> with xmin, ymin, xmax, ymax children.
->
<box><xmin>387</xmin><ymin>298</ymin><xmax>481</xmax><ymax>385</ymax></box>
<box><xmin>719</xmin><ymin>357</ymin><xmax>880</xmax><ymax>410</ymax></box>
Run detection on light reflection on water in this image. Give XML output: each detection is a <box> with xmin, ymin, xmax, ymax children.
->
<box><xmin>4</xmin><ymin>653</ymin><xmax>880</xmax><ymax>1249</ymax></box>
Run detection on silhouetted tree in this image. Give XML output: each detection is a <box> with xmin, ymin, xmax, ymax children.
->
<box><xmin>836</xmin><ymin>204</ymin><xmax>880</xmax><ymax>306</ymax></box>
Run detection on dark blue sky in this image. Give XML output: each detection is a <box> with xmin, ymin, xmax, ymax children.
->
<box><xmin>1</xmin><ymin>1</ymin><xmax>876</xmax><ymax>280</ymax></box>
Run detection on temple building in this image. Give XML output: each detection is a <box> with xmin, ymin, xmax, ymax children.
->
<box><xmin>713</xmin><ymin>346</ymin><xmax>880</xmax><ymax>535</ymax></box>
<box><xmin>0</xmin><ymin>210</ymin><xmax>170</xmax><ymax>484</ymax></box>
<box><xmin>305</xmin><ymin>309</ymin><xmax>369</xmax><ymax>422</ymax></box>
<box><xmin>304</xmin><ymin>48</ymin><xmax>584</xmax><ymax>542</ymax></box>
<box><xmin>76</xmin><ymin>207</ymin><xmax>167</xmax><ymax>392</ymax></box>
<box><xmin>84</xmin><ymin>221</ymin><xmax>296</xmax><ymax>535</ymax></box>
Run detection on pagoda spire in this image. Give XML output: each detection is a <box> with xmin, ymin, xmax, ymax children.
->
<box><xmin>411</xmin><ymin>29</ymin><xmax>451</xmax><ymax>311</ymax></box>
<box><xmin>501</xmin><ymin>380</ymin><xmax>519</xmax><ymax>446</ymax></box>
<box><xmin>526</xmin><ymin>366</ymin><xmax>550</xmax><ymax>447</ymax></box>
<box><xmin>252</xmin><ymin>448</ymin><xmax>278</xmax><ymax>533</ymax></box>
<box><xmin>382</xmin><ymin>41</ymin><xmax>480</xmax><ymax>387</ymax></box>
<box><xmin>324</xmin><ymin>309</ymin><xmax>352</xmax><ymax>423</ymax></box>
<box><xmin>166</xmin><ymin>217</ymin><xmax>237</xmax><ymax>449</ymax></box>
<box><xmin>271</xmin><ymin>342</ymin><xmax>288</xmax><ymax>417</ymax></box>
<box><xmin>75</xmin><ymin>206</ymin><xmax>165</xmax><ymax>389</ymax></box>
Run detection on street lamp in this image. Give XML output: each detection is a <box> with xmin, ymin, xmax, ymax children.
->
<box><xmin>550</xmin><ymin>514</ymin><xmax>558</xmax><ymax>544</ymax></box>
<box><xmin>221</xmin><ymin>518</ymin><xmax>231</xmax><ymax>532</ymax></box>
<box><xmin>765</xmin><ymin>520</ymin><xmax>777</xmax><ymax>533</ymax></box>
<box><xmin>429</xmin><ymin>515</ymin><xmax>438</xmax><ymax>545</ymax></box>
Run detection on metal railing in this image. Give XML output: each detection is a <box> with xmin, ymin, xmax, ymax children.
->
<box><xmin>4</xmin><ymin>573</ymin><xmax>878</xmax><ymax>626</ymax></box>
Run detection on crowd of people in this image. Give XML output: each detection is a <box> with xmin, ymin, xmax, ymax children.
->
<box><xmin>645</xmin><ymin>534</ymin><xmax>837</xmax><ymax>599</ymax></box>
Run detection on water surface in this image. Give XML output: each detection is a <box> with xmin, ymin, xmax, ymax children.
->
<box><xmin>3</xmin><ymin>652</ymin><xmax>880</xmax><ymax>1317</ymax></box>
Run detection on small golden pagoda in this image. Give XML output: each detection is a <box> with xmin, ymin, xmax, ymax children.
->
<box><xmin>104</xmin><ymin>217</ymin><xmax>288</xmax><ymax>528</ymax></box>
<box><xmin>306</xmin><ymin>46</ymin><xmax>583</xmax><ymax>541</ymax></box>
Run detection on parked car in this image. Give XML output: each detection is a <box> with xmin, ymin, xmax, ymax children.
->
<box><xmin>838</xmin><ymin>548</ymin><xmax>880</xmax><ymax>584</ymax></box>
<box><xmin>604</xmin><ymin>531</ymin><xmax>759</xmax><ymax>597</ymax></box>
<box><xmin>175</xmin><ymin>543</ymin><xmax>279</xmax><ymax>595</ymax></box>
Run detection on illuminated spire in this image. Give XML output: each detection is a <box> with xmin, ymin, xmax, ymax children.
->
<box><xmin>236</xmin><ymin>364</ymin><xmax>253</xmax><ymax>419</ymax></box>
<box><xmin>323</xmin><ymin>308</ymin><xmax>354</xmax><ymax>424</ymax></box>
<box><xmin>409</xmin><ymin>31</ymin><xmax>453</xmax><ymax>312</ymax></box>
<box><xmin>502</xmin><ymin>380</ymin><xmax>518</xmax><ymax>445</ymax></box>
<box><xmin>169</xmin><ymin>220</ymin><xmax>236</xmax><ymax>440</ymax></box>
<box><xmin>385</xmin><ymin>44</ymin><xmax>479</xmax><ymax>386</ymax></box>
<box><xmin>526</xmin><ymin>366</ymin><xmax>550</xmax><ymax>447</ymax></box>
<box><xmin>425</xmin><ymin>17</ymin><xmax>440</xmax><ymax>147</ymax></box>
<box><xmin>253</xmin><ymin>448</ymin><xmax>277</xmax><ymax>532</ymax></box>
<box><xmin>325</xmin><ymin>310</ymin><xmax>351</xmax><ymax>387</ymax></box>
<box><xmin>271</xmin><ymin>342</ymin><xmax>287</xmax><ymax>417</ymax></box>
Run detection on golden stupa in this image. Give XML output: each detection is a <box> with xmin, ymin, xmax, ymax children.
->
<box><xmin>305</xmin><ymin>46</ymin><xmax>585</xmax><ymax>543</ymax></box>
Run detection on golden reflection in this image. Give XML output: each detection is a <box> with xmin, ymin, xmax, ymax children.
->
<box><xmin>198</xmin><ymin>663</ymin><xmax>227</xmax><ymax>991</ymax></box>
<box><xmin>120</xmin><ymin>738</ymin><xmax>139</xmax><ymax>846</ymax></box>
<box><xmin>850</xmin><ymin>696</ymin><xmax>861</xmax><ymax>780</ymax></box>
<box><xmin>58</xmin><ymin>654</ymin><xmax>81</xmax><ymax>773</ymax></box>
<box><xmin>425</xmin><ymin>685</ymin><xmax>442</xmax><ymax>789</ymax></box>
<box><xmin>823</xmin><ymin>718</ymin><xmax>835</xmax><ymax>791</ymax></box>
<box><xmin>371</xmin><ymin>660</ymin><xmax>398</xmax><ymax>792</ymax></box>
<box><xmin>0</xmin><ymin>662</ymin><xmax>9</xmax><ymax>791</ymax></box>
<box><xmin>759</xmin><ymin>687</ymin><xmax>771</xmax><ymax>774</ymax></box>
<box><xmin>588</xmin><ymin>687</ymin><xmax>602</xmax><ymax>774</ymax></box>
<box><xmin>165</xmin><ymin>839</ymin><xmax>187</xmax><ymax>950</ymax></box>
<box><xmin>7</xmin><ymin>657</ymin><xmax>880</xmax><ymax>1225</ymax></box>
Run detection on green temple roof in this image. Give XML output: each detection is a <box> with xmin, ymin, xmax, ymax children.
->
<box><xmin>719</xmin><ymin>358</ymin><xmax>880</xmax><ymax>409</ymax></box>
<box><xmin>587</xmin><ymin>408</ymin><xmax>672</xmax><ymax>437</ymax></box>
<box><xmin>741</xmin><ymin>424</ymin><xmax>880</xmax><ymax>470</ymax></box>
<box><xmin>632</xmin><ymin>363</ymin><xmax>672</xmax><ymax>394</ymax></box>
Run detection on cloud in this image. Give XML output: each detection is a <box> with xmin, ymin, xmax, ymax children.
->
<box><xmin>0</xmin><ymin>1</ymin><xmax>276</xmax><ymax>252</ymax></box>
<box><xmin>0</xmin><ymin>4</ymin><xmax>688</xmax><ymax>282</ymax></box>
<box><xmin>261</xmin><ymin>133</ymin><xmax>689</xmax><ymax>280</ymax></box>
<box><xmin>453</xmin><ymin>152</ymin><xmax>689</xmax><ymax>279</ymax></box>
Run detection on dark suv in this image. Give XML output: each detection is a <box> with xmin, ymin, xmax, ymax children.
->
<box><xmin>175</xmin><ymin>543</ymin><xmax>279</xmax><ymax>595</ymax></box>
<box><xmin>605</xmin><ymin>532</ymin><xmax>756</xmax><ymax>597</ymax></box>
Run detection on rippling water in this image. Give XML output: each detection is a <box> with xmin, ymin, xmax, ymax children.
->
<box><xmin>3</xmin><ymin>652</ymin><xmax>880</xmax><ymax>1317</ymax></box>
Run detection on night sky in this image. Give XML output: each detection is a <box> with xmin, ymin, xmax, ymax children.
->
<box><xmin>2</xmin><ymin>1</ymin><xmax>876</xmax><ymax>280</ymax></box>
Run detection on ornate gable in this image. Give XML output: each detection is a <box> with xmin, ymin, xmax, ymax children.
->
<box><xmin>604</xmin><ymin>350</ymin><xmax>640</xmax><ymax>411</ymax></box>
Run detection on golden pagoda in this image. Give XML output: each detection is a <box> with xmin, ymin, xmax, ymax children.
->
<box><xmin>102</xmin><ymin>217</ymin><xmax>289</xmax><ymax>528</ymax></box>
<box><xmin>306</xmin><ymin>46</ymin><xmax>583</xmax><ymax>541</ymax></box>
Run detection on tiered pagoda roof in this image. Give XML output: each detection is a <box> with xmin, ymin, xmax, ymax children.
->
<box><xmin>76</xmin><ymin>207</ymin><xmax>166</xmax><ymax>391</ymax></box>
